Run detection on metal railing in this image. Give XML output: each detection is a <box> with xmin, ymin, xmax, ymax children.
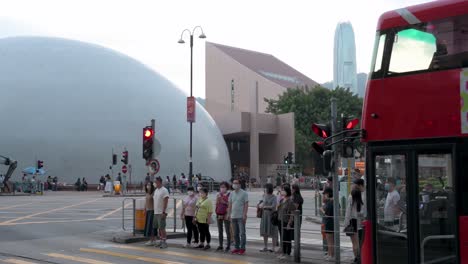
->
<box><xmin>121</xmin><ymin>197</ymin><xmax>186</xmax><ymax>236</ymax></box>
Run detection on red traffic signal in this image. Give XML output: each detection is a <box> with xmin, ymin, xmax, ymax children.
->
<box><xmin>37</xmin><ymin>160</ymin><xmax>44</xmax><ymax>169</ymax></box>
<box><xmin>143</xmin><ymin>127</ymin><xmax>154</xmax><ymax>139</ymax></box>
<box><xmin>346</xmin><ymin>118</ymin><xmax>360</xmax><ymax>129</ymax></box>
<box><xmin>311</xmin><ymin>123</ymin><xmax>330</xmax><ymax>139</ymax></box>
<box><xmin>121</xmin><ymin>150</ymin><xmax>129</xmax><ymax>165</ymax></box>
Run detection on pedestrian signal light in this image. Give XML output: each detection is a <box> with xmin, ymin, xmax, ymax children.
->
<box><xmin>346</xmin><ymin>118</ymin><xmax>360</xmax><ymax>129</ymax></box>
<box><xmin>311</xmin><ymin>123</ymin><xmax>330</xmax><ymax>139</ymax></box>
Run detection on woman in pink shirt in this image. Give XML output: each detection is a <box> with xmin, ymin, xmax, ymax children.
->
<box><xmin>180</xmin><ymin>186</ymin><xmax>199</xmax><ymax>247</ymax></box>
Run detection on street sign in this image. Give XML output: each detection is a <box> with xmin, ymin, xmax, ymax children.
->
<box><xmin>187</xmin><ymin>96</ymin><xmax>196</xmax><ymax>123</ymax></box>
<box><xmin>147</xmin><ymin>159</ymin><xmax>160</xmax><ymax>174</ymax></box>
<box><xmin>122</xmin><ymin>165</ymin><xmax>128</xmax><ymax>174</ymax></box>
<box><xmin>153</xmin><ymin>138</ymin><xmax>162</xmax><ymax>157</ymax></box>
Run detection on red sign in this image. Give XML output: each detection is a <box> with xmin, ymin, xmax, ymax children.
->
<box><xmin>187</xmin><ymin>96</ymin><xmax>196</xmax><ymax>123</ymax></box>
<box><xmin>122</xmin><ymin>165</ymin><xmax>127</xmax><ymax>174</ymax></box>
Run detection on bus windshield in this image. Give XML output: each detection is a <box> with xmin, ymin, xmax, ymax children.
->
<box><xmin>371</xmin><ymin>14</ymin><xmax>468</xmax><ymax>78</ymax></box>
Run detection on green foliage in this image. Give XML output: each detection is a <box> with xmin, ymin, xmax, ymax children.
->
<box><xmin>264</xmin><ymin>86</ymin><xmax>363</xmax><ymax>173</ymax></box>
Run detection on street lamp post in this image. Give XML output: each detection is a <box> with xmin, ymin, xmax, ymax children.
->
<box><xmin>178</xmin><ymin>26</ymin><xmax>206</xmax><ymax>186</ymax></box>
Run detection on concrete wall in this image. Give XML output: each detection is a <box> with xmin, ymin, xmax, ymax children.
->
<box><xmin>205</xmin><ymin>42</ymin><xmax>287</xmax><ymax>116</ymax></box>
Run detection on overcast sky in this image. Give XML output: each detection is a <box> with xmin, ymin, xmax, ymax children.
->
<box><xmin>1</xmin><ymin>0</ymin><xmax>432</xmax><ymax>98</ymax></box>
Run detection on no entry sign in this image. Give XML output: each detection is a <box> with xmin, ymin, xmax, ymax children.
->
<box><xmin>122</xmin><ymin>165</ymin><xmax>128</xmax><ymax>174</ymax></box>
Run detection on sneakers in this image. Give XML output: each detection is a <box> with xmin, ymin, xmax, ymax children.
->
<box><xmin>259</xmin><ymin>248</ymin><xmax>269</xmax><ymax>252</ymax></box>
<box><xmin>160</xmin><ymin>241</ymin><xmax>168</xmax><ymax>249</ymax></box>
<box><xmin>183</xmin><ymin>243</ymin><xmax>191</xmax><ymax>248</ymax></box>
<box><xmin>196</xmin><ymin>244</ymin><xmax>205</xmax><ymax>249</ymax></box>
<box><xmin>231</xmin><ymin>249</ymin><xmax>240</xmax><ymax>254</ymax></box>
<box><xmin>237</xmin><ymin>249</ymin><xmax>246</xmax><ymax>255</ymax></box>
<box><xmin>224</xmin><ymin>247</ymin><xmax>231</xmax><ymax>253</ymax></box>
<box><xmin>153</xmin><ymin>241</ymin><xmax>162</xmax><ymax>247</ymax></box>
<box><xmin>203</xmin><ymin>245</ymin><xmax>211</xmax><ymax>250</ymax></box>
<box><xmin>216</xmin><ymin>246</ymin><xmax>224</xmax><ymax>251</ymax></box>
<box><xmin>144</xmin><ymin>240</ymin><xmax>155</xmax><ymax>246</ymax></box>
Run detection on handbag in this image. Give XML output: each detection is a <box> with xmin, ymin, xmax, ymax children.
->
<box><xmin>256</xmin><ymin>200</ymin><xmax>263</xmax><ymax>218</ymax></box>
<box><xmin>344</xmin><ymin>220</ymin><xmax>356</xmax><ymax>236</ymax></box>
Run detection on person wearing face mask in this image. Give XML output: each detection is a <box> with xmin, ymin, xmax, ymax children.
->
<box><xmin>384</xmin><ymin>178</ymin><xmax>400</xmax><ymax>227</ymax></box>
<box><xmin>259</xmin><ymin>183</ymin><xmax>277</xmax><ymax>253</ymax></box>
<box><xmin>194</xmin><ymin>187</ymin><xmax>213</xmax><ymax>250</ymax></box>
<box><xmin>197</xmin><ymin>183</ymin><xmax>203</xmax><ymax>193</ymax></box>
<box><xmin>215</xmin><ymin>182</ymin><xmax>231</xmax><ymax>252</ymax></box>
<box><xmin>181</xmin><ymin>186</ymin><xmax>199</xmax><ymax>248</ymax></box>
<box><xmin>321</xmin><ymin>187</ymin><xmax>334</xmax><ymax>260</ymax></box>
<box><xmin>144</xmin><ymin>181</ymin><xmax>156</xmax><ymax>246</ymax></box>
<box><xmin>228</xmin><ymin>179</ymin><xmax>249</xmax><ymax>255</ymax></box>
<box><xmin>277</xmin><ymin>185</ymin><xmax>296</xmax><ymax>260</ymax></box>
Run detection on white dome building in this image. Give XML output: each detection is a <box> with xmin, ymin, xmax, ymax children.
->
<box><xmin>0</xmin><ymin>37</ymin><xmax>231</xmax><ymax>184</ymax></box>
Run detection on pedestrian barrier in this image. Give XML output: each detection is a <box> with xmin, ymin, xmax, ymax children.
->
<box><xmin>121</xmin><ymin>197</ymin><xmax>186</xmax><ymax>236</ymax></box>
<box><xmin>12</xmin><ymin>181</ymin><xmax>44</xmax><ymax>195</ymax></box>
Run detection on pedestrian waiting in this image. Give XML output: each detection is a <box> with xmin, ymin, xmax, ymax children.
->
<box><xmin>144</xmin><ymin>182</ymin><xmax>156</xmax><ymax>246</ymax></box>
<box><xmin>277</xmin><ymin>185</ymin><xmax>296</xmax><ymax>260</ymax></box>
<box><xmin>195</xmin><ymin>187</ymin><xmax>213</xmax><ymax>250</ymax></box>
<box><xmin>258</xmin><ymin>183</ymin><xmax>277</xmax><ymax>253</ymax></box>
<box><xmin>321</xmin><ymin>187</ymin><xmax>334</xmax><ymax>260</ymax></box>
<box><xmin>228</xmin><ymin>179</ymin><xmax>249</xmax><ymax>255</ymax></box>
<box><xmin>153</xmin><ymin>177</ymin><xmax>169</xmax><ymax>249</ymax></box>
<box><xmin>344</xmin><ymin>188</ymin><xmax>364</xmax><ymax>264</ymax></box>
<box><xmin>215</xmin><ymin>182</ymin><xmax>231</xmax><ymax>252</ymax></box>
<box><xmin>181</xmin><ymin>186</ymin><xmax>199</xmax><ymax>248</ymax></box>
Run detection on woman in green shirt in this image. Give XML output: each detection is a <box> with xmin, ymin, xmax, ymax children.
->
<box><xmin>195</xmin><ymin>187</ymin><xmax>213</xmax><ymax>250</ymax></box>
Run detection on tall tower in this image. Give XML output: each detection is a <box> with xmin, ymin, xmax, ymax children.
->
<box><xmin>333</xmin><ymin>22</ymin><xmax>357</xmax><ymax>94</ymax></box>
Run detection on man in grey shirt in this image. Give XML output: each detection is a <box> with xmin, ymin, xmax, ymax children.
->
<box><xmin>228</xmin><ymin>179</ymin><xmax>249</xmax><ymax>255</ymax></box>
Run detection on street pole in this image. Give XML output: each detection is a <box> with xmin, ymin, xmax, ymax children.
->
<box><xmin>347</xmin><ymin>158</ymin><xmax>351</xmax><ymax>195</ymax></box>
<box><xmin>151</xmin><ymin>119</ymin><xmax>156</xmax><ymax>160</ymax></box>
<box><xmin>331</xmin><ymin>97</ymin><xmax>340</xmax><ymax>263</ymax></box>
<box><xmin>189</xmin><ymin>34</ymin><xmax>194</xmax><ymax>185</ymax></box>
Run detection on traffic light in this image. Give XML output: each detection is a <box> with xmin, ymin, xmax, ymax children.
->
<box><xmin>121</xmin><ymin>150</ymin><xmax>128</xmax><ymax>165</ymax></box>
<box><xmin>283</xmin><ymin>156</ymin><xmax>289</xmax><ymax>164</ymax></box>
<box><xmin>143</xmin><ymin>126</ymin><xmax>154</xmax><ymax>160</ymax></box>
<box><xmin>342</xmin><ymin>117</ymin><xmax>360</xmax><ymax>158</ymax></box>
<box><xmin>287</xmin><ymin>152</ymin><xmax>293</xmax><ymax>164</ymax></box>
<box><xmin>311</xmin><ymin>123</ymin><xmax>331</xmax><ymax>139</ymax></box>
<box><xmin>37</xmin><ymin>160</ymin><xmax>43</xmax><ymax>169</ymax></box>
<box><xmin>112</xmin><ymin>154</ymin><xmax>117</xmax><ymax>165</ymax></box>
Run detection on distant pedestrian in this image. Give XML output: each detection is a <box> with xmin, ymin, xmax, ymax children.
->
<box><xmin>153</xmin><ymin>177</ymin><xmax>170</xmax><ymax>249</ymax></box>
<box><xmin>181</xmin><ymin>174</ymin><xmax>187</xmax><ymax>194</ymax></box>
<box><xmin>99</xmin><ymin>175</ymin><xmax>106</xmax><ymax>191</ymax></box>
<box><xmin>53</xmin><ymin>176</ymin><xmax>58</xmax><ymax>191</ymax></box>
<box><xmin>117</xmin><ymin>173</ymin><xmax>122</xmax><ymax>183</ymax></box>
<box><xmin>75</xmin><ymin>178</ymin><xmax>81</xmax><ymax>191</ymax></box>
<box><xmin>321</xmin><ymin>187</ymin><xmax>334</xmax><ymax>260</ymax></box>
<box><xmin>195</xmin><ymin>187</ymin><xmax>213</xmax><ymax>250</ymax></box>
<box><xmin>47</xmin><ymin>176</ymin><xmax>52</xmax><ymax>190</ymax></box>
<box><xmin>165</xmin><ymin>176</ymin><xmax>171</xmax><ymax>194</ymax></box>
<box><xmin>276</xmin><ymin>173</ymin><xmax>282</xmax><ymax>188</ymax></box>
<box><xmin>215</xmin><ymin>182</ymin><xmax>231</xmax><ymax>252</ymax></box>
<box><xmin>181</xmin><ymin>186</ymin><xmax>199</xmax><ymax>248</ymax></box>
<box><xmin>144</xmin><ymin>182</ymin><xmax>156</xmax><ymax>245</ymax></box>
<box><xmin>277</xmin><ymin>185</ymin><xmax>296</xmax><ymax>260</ymax></box>
<box><xmin>259</xmin><ymin>183</ymin><xmax>277</xmax><ymax>253</ymax></box>
<box><xmin>267</xmin><ymin>175</ymin><xmax>272</xmax><ymax>185</ymax></box>
<box><xmin>292</xmin><ymin>184</ymin><xmax>304</xmax><ymax>225</ymax></box>
<box><xmin>228</xmin><ymin>179</ymin><xmax>249</xmax><ymax>255</ymax></box>
<box><xmin>172</xmin><ymin>175</ymin><xmax>177</xmax><ymax>191</ymax></box>
<box><xmin>145</xmin><ymin>173</ymin><xmax>151</xmax><ymax>185</ymax></box>
<box><xmin>82</xmin><ymin>177</ymin><xmax>88</xmax><ymax>191</ymax></box>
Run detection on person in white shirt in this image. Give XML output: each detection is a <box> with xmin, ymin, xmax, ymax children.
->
<box><xmin>153</xmin><ymin>177</ymin><xmax>170</xmax><ymax>249</ymax></box>
<box><xmin>384</xmin><ymin>178</ymin><xmax>400</xmax><ymax>227</ymax></box>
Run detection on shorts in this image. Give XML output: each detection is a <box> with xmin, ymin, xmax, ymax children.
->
<box><xmin>153</xmin><ymin>214</ymin><xmax>166</xmax><ymax>230</ymax></box>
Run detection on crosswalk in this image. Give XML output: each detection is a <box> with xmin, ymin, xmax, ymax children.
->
<box><xmin>0</xmin><ymin>244</ymin><xmax>255</xmax><ymax>264</ymax></box>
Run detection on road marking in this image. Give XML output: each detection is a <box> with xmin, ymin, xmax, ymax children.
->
<box><xmin>0</xmin><ymin>203</ymin><xmax>34</xmax><ymax>210</ymax></box>
<box><xmin>46</xmin><ymin>253</ymin><xmax>113</xmax><ymax>264</ymax></box>
<box><xmin>2</xmin><ymin>259</ymin><xmax>37</xmax><ymax>264</ymax></box>
<box><xmin>0</xmin><ymin>218</ymin><xmax>120</xmax><ymax>226</ymax></box>
<box><xmin>96</xmin><ymin>202</ymin><xmax>132</xmax><ymax>220</ymax></box>
<box><xmin>80</xmin><ymin>248</ymin><xmax>184</xmax><ymax>264</ymax></box>
<box><xmin>112</xmin><ymin>245</ymin><xmax>251</xmax><ymax>264</ymax></box>
<box><xmin>0</xmin><ymin>199</ymin><xmax>101</xmax><ymax>225</ymax></box>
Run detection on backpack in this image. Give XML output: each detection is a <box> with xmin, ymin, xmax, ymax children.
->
<box><xmin>216</xmin><ymin>193</ymin><xmax>230</xmax><ymax>215</ymax></box>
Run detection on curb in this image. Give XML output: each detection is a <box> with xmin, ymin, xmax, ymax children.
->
<box><xmin>112</xmin><ymin>233</ymin><xmax>186</xmax><ymax>244</ymax></box>
<box><xmin>103</xmin><ymin>194</ymin><xmax>145</xmax><ymax>198</ymax></box>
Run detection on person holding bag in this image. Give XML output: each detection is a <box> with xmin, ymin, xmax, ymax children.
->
<box><xmin>181</xmin><ymin>186</ymin><xmax>199</xmax><ymax>248</ymax></box>
<box><xmin>259</xmin><ymin>184</ymin><xmax>277</xmax><ymax>253</ymax></box>
<box><xmin>215</xmin><ymin>182</ymin><xmax>231</xmax><ymax>252</ymax></box>
<box><xmin>344</xmin><ymin>189</ymin><xmax>364</xmax><ymax>264</ymax></box>
<box><xmin>194</xmin><ymin>187</ymin><xmax>213</xmax><ymax>250</ymax></box>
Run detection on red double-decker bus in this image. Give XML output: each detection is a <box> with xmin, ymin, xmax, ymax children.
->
<box><xmin>361</xmin><ymin>1</ymin><xmax>468</xmax><ymax>263</ymax></box>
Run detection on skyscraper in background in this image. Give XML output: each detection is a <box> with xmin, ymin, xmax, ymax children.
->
<box><xmin>333</xmin><ymin>22</ymin><xmax>357</xmax><ymax>94</ymax></box>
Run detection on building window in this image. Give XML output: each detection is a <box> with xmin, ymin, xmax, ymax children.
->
<box><xmin>231</xmin><ymin>79</ymin><xmax>235</xmax><ymax>111</ymax></box>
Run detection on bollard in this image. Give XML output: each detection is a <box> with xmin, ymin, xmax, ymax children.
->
<box><xmin>134</xmin><ymin>199</ymin><xmax>145</xmax><ymax>235</ymax></box>
<box><xmin>294</xmin><ymin>210</ymin><xmax>301</xmax><ymax>263</ymax></box>
<box><xmin>173</xmin><ymin>198</ymin><xmax>177</xmax><ymax>233</ymax></box>
<box><xmin>133</xmin><ymin>199</ymin><xmax>136</xmax><ymax>236</ymax></box>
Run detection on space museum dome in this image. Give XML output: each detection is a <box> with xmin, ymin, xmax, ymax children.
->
<box><xmin>0</xmin><ymin>36</ymin><xmax>231</xmax><ymax>184</ymax></box>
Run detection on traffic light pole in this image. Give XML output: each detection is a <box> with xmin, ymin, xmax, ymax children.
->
<box><xmin>151</xmin><ymin>119</ymin><xmax>156</xmax><ymax>161</ymax></box>
<box><xmin>330</xmin><ymin>97</ymin><xmax>340</xmax><ymax>263</ymax></box>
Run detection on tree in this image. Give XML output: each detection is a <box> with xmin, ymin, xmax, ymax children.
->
<box><xmin>264</xmin><ymin>86</ymin><xmax>363</xmax><ymax>174</ymax></box>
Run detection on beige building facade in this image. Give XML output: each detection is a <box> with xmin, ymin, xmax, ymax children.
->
<box><xmin>205</xmin><ymin>42</ymin><xmax>318</xmax><ymax>183</ymax></box>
